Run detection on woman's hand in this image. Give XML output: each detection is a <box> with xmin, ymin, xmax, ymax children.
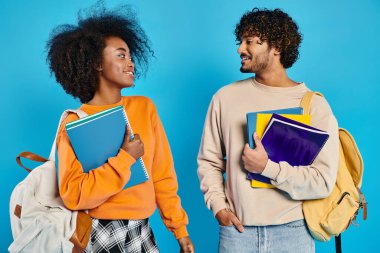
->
<box><xmin>121</xmin><ymin>127</ymin><xmax>144</xmax><ymax>159</ymax></box>
<box><xmin>177</xmin><ymin>236</ymin><xmax>194</xmax><ymax>253</ymax></box>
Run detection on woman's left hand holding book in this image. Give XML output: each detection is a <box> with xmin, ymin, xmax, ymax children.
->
<box><xmin>121</xmin><ymin>127</ymin><xmax>144</xmax><ymax>160</ymax></box>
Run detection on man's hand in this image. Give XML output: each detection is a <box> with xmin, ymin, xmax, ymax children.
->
<box><xmin>215</xmin><ymin>209</ymin><xmax>244</xmax><ymax>233</ymax></box>
<box><xmin>242</xmin><ymin>132</ymin><xmax>268</xmax><ymax>174</ymax></box>
<box><xmin>177</xmin><ymin>236</ymin><xmax>194</xmax><ymax>253</ymax></box>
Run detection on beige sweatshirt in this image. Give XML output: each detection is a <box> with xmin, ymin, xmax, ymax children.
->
<box><xmin>197</xmin><ymin>77</ymin><xmax>339</xmax><ymax>225</ymax></box>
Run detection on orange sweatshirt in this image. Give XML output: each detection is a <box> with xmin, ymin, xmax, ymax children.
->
<box><xmin>57</xmin><ymin>96</ymin><xmax>188</xmax><ymax>239</ymax></box>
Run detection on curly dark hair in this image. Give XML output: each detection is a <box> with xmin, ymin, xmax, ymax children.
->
<box><xmin>235</xmin><ymin>8</ymin><xmax>302</xmax><ymax>68</ymax></box>
<box><xmin>46</xmin><ymin>3</ymin><xmax>153</xmax><ymax>103</ymax></box>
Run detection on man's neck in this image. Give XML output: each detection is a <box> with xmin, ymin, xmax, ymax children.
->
<box><xmin>254</xmin><ymin>68</ymin><xmax>298</xmax><ymax>87</ymax></box>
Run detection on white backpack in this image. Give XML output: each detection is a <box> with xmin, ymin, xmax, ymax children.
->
<box><xmin>9</xmin><ymin>110</ymin><xmax>92</xmax><ymax>253</ymax></box>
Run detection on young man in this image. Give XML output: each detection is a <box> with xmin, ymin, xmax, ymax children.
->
<box><xmin>197</xmin><ymin>8</ymin><xmax>339</xmax><ymax>253</ymax></box>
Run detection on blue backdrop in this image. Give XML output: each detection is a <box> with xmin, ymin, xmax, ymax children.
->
<box><xmin>1</xmin><ymin>0</ymin><xmax>378</xmax><ymax>252</ymax></box>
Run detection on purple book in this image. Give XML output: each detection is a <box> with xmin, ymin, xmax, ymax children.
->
<box><xmin>261</xmin><ymin>113</ymin><xmax>329</xmax><ymax>167</ymax></box>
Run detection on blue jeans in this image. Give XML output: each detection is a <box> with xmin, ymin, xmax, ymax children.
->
<box><xmin>219</xmin><ymin>219</ymin><xmax>314</xmax><ymax>253</ymax></box>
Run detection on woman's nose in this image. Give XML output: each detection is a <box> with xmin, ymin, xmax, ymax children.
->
<box><xmin>126</xmin><ymin>58</ymin><xmax>134</xmax><ymax>67</ymax></box>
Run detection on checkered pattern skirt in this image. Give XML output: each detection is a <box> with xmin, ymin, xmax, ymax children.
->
<box><xmin>85</xmin><ymin>218</ymin><xmax>159</xmax><ymax>253</ymax></box>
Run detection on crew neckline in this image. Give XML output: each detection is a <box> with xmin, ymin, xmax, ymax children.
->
<box><xmin>251</xmin><ymin>78</ymin><xmax>306</xmax><ymax>93</ymax></box>
<box><xmin>80</xmin><ymin>97</ymin><xmax>125</xmax><ymax>112</ymax></box>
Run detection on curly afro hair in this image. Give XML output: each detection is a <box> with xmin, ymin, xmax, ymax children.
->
<box><xmin>46</xmin><ymin>3</ymin><xmax>153</xmax><ymax>103</ymax></box>
<box><xmin>235</xmin><ymin>8</ymin><xmax>302</xmax><ymax>69</ymax></box>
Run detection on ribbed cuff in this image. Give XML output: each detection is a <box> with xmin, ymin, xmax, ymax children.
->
<box><xmin>210</xmin><ymin>198</ymin><xmax>228</xmax><ymax>217</ymax></box>
<box><xmin>116</xmin><ymin>149</ymin><xmax>136</xmax><ymax>168</ymax></box>
<box><xmin>261</xmin><ymin>159</ymin><xmax>280</xmax><ymax>181</ymax></box>
<box><xmin>173</xmin><ymin>226</ymin><xmax>189</xmax><ymax>239</ymax></box>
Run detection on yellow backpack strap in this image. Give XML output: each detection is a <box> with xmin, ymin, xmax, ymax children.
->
<box><xmin>300</xmin><ymin>91</ymin><xmax>324</xmax><ymax>114</ymax></box>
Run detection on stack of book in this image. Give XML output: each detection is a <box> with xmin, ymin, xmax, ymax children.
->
<box><xmin>246</xmin><ymin>108</ymin><xmax>329</xmax><ymax>188</ymax></box>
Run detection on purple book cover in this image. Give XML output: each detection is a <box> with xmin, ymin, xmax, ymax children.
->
<box><xmin>261</xmin><ymin>113</ymin><xmax>329</xmax><ymax>166</ymax></box>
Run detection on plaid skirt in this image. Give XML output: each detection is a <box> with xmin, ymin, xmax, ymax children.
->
<box><xmin>85</xmin><ymin>218</ymin><xmax>159</xmax><ymax>253</ymax></box>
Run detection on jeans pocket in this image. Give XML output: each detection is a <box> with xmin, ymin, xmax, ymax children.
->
<box><xmin>219</xmin><ymin>224</ymin><xmax>234</xmax><ymax>228</ymax></box>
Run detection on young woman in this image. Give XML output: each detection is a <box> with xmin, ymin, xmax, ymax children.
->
<box><xmin>47</xmin><ymin>6</ymin><xmax>194</xmax><ymax>253</ymax></box>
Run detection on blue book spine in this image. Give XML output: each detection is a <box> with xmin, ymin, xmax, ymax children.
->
<box><xmin>121</xmin><ymin>110</ymin><xmax>149</xmax><ymax>188</ymax></box>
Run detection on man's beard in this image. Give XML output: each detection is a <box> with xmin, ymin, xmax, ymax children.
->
<box><xmin>240</xmin><ymin>52</ymin><xmax>270</xmax><ymax>73</ymax></box>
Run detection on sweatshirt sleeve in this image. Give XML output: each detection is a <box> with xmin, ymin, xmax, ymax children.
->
<box><xmin>197</xmin><ymin>95</ymin><xmax>229</xmax><ymax>216</ymax></box>
<box><xmin>261</xmin><ymin>95</ymin><xmax>339</xmax><ymax>200</ymax></box>
<box><xmin>57</xmin><ymin>115</ymin><xmax>136</xmax><ymax>210</ymax></box>
<box><xmin>150</xmin><ymin>105</ymin><xmax>189</xmax><ymax>239</ymax></box>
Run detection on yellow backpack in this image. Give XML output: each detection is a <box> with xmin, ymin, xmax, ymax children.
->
<box><xmin>301</xmin><ymin>92</ymin><xmax>367</xmax><ymax>250</ymax></box>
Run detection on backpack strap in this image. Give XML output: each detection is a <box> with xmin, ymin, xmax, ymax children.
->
<box><xmin>16</xmin><ymin>152</ymin><xmax>49</xmax><ymax>172</ymax></box>
<box><xmin>48</xmin><ymin>109</ymin><xmax>87</xmax><ymax>161</ymax></box>
<box><xmin>357</xmin><ymin>187</ymin><xmax>368</xmax><ymax>220</ymax></box>
<box><xmin>16</xmin><ymin>109</ymin><xmax>88</xmax><ymax>172</ymax></box>
<box><xmin>300</xmin><ymin>91</ymin><xmax>324</xmax><ymax>114</ymax></box>
<box><xmin>335</xmin><ymin>236</ymin><xmax>342</xmax><ymax>253</ymax></box>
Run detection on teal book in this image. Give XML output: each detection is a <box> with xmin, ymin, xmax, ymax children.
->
<box><xmin>65</xmin><ymin>106</ymin><xmax>149</xmax><ymax>189</ymax></box>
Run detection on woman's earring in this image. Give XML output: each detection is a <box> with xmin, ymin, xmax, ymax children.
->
<box><xmin>96</xmin><ymin>66</ymin><xmax>103</xmax><ymax>71</ymax></box>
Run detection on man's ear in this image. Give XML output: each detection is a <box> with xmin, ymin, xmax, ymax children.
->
<box><xmin>274</xmin><ymin>48</ymin><xmax>281</xmax><ymax>56</ymax></box>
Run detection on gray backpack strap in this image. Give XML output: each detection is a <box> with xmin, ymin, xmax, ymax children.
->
<box><xmin>48</xmin><ymin>109</ymin><xmax>88</xmax><ymax>161</ymax></box>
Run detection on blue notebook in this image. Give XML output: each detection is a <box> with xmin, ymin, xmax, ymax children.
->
<box><xmin>246</xmin><ymin>107</ymin><xmax>303</xmax><ymax>183</ymax></box>
<box><xmin>65</xmin><ymin>106</ymin><xmax>149</xmax><ymax>189</ymax></box>
<box><xmin>261</xmin><ymin>113</ymin><xmax>329</xmax><ymax>166</ymax></box>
